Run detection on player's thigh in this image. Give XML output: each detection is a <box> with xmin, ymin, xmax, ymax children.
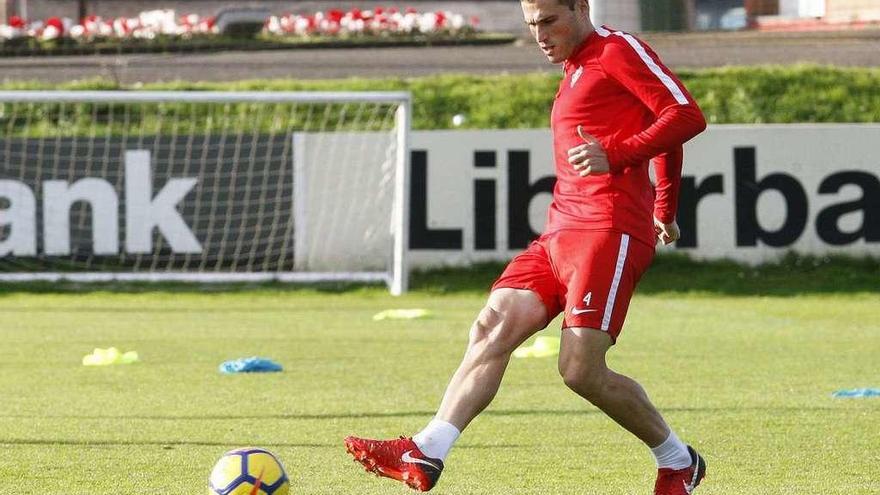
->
<box><xmin>475</xmin><ymin>288</ymin><xmax>549</xmax><ymax>350</ymax></box>
<box><xmin>551</xmin><ymin>230</ymin><xmax>654</xmax><ymax>343</ymax></box>
<box><xmin>482</xmin><ymin>239</ymin><xmax>561</xmax><ymax>349</ymax></box>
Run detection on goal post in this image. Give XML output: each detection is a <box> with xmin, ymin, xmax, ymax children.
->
<box><xmin>0</xmin><ymin>90</ymin><xmax>411</xmax><ymax>294</ymax></box>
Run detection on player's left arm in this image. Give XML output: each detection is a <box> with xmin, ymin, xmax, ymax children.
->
<box><xmin>652</xmin><ymin>147</ymin><xmax>682</xmax><ymax>244</ymax></box>
<box><xmin>599</xmin><ymin>37</ymin><xmax>707</xmax><ymax>173</ymax></box>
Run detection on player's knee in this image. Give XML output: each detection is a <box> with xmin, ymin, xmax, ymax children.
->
<box><xmin>468</xmin><ymin>306</ymin><xmax>514</xmax><ymax>357</ymax></box>
<box><xmin>472</xmin><ymin>305</ymin><xmax>502</xmax><ymax>334</ymax></box>
<box><xmin>559</xmin><ymin>361</ymin><xmax>608</xmax><ymax>400</ymax></box>
<box><xmin>469</xmin><ymin>306</ymin><xmax>502</xmax><ymax>344</ymax></box>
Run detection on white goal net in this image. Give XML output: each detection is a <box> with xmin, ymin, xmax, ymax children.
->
<box><xmin>0</xmin><ymin>91</ymin><xmax>411</xmax><ymax>294</ymax></box>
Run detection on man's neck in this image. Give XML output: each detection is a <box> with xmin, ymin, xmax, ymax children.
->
<box><xmin>581</xmin><ymin>21</ymin><xmax>596</xmax><ymax>44</ymax></box>
<box><xmin>566</xmin><ymin>23</ymin><xmax>595</xmax><ymax>64</ymax></box>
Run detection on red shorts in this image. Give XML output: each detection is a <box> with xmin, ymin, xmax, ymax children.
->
<box><xmin>492</xmin><ymin>230</ymin><xmax>654</xmax><ymax>342</ymax></box>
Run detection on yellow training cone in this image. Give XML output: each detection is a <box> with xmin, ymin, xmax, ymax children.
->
<box><xmin>372</xmin><ymin>309</ymin><xmax>432</xmax><ymax>321</ymax></box>
<box><xmin>513</xmin><ymin>336</ymin><xmax>560</xmax><ymax>358</ymax></box>
<box><xmin>82</xmin><ymin>347</ymin><xmax>140</xmax><ymax>366</ymax></box>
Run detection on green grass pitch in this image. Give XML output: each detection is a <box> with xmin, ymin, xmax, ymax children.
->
<box><xmin>0</xmin><ymin>256</ymin><xmax>877</xmax><ymax>494</ymax></box>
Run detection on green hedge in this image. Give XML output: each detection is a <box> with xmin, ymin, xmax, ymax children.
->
<box><xmin>1</xmin><ymin>65</ymin><xmax>878</xmax><ymax>132</ymax></box>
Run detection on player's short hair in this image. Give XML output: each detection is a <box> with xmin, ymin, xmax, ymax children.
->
<box><xmin>521</xmin><ymin>0</ymin><xmax>581</xmax><ymax>11</ymax></box>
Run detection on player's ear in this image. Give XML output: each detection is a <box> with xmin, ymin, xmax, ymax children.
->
<box><xmin>577</xmin><ymin>0</ymin><xmax>589</xmax><ymax>14</ymax></box>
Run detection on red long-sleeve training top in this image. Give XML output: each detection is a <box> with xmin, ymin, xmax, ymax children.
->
<box><xmin>546</xmin><ymin>25</ymin><xmax>707</xmax><ymax>247</ymax></box>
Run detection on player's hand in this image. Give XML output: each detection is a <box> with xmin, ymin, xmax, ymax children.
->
<box><xmin>653</xmin><ymin>216</ymin><xmax>680</xmax><ymax>245</ymax></box>
<box><xmin>568</xmin><ymin>125</ymin><xmax>610</xmax><ymax>177</ymax></box>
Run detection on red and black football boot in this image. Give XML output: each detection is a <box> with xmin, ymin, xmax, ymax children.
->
<box><xmin>654</xmin><ymin>445</ymin><xmax>707</xmax><ymax>495</ymax></box>
<box><xmin>344</xmin><ymin>436</ymin><xmax>444</xmax><ymax>492</ymax></box>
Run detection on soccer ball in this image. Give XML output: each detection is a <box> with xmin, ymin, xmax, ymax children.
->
<box><xmin>208</xmin><ymin>447</ymin><xmax>290</xmax><ymax>495</ymax></box>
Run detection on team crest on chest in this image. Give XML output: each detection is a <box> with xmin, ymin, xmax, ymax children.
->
<box><xmin>570</xmin><ymin>65</ymin><xmax>584</xmax><ymax>88</ymax></box>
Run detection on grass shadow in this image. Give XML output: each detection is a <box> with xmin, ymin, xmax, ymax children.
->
<box><xmin>0</xmin><ymin>405</ymin><xmax>851</xmax><ymax>422</ymax></box>
<box><xmin>0</xmin><ymin>438</ymin><xmax>534</xmax><ymax>449</ymax></box>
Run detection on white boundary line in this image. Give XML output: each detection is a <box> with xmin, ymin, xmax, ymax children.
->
<box><xmin>0</xmin><ymin>272</ymin><xmax>390</xmax><ymax>283</ymax></box>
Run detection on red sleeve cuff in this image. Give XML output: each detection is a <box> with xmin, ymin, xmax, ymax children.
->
<box><xmin>653</xmin><ymin>208</ymin><xmax>675</xmax><ymax>225</ymax></box>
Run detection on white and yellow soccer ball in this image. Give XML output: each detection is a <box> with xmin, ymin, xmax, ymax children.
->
<box><xmin>208</xmin><ymin>447</ymin><xmax>290</xmax><ymax>495</ymax></box>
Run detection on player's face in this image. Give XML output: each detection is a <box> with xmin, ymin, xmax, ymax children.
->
<box><xmin>522</xmin><ymin>0</ymin><xmax>589</xmax><ymax>64</ymax></box>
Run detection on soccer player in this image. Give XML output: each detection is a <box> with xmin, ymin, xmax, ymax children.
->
<box><xmin>345</xmin><ymin>0</ymin><xmax>708</xmax><ymax>493</ymax></box>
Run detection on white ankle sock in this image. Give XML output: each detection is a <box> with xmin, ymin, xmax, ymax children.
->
<box><xmin>650</xmin><ymin>431</ymin><xmax>692</xmax><ymax>469</ymax></box>
<box><xmin>412</xmin><ymin>419</ymin><xmax>460</xmax><ymax>461</ymax></box>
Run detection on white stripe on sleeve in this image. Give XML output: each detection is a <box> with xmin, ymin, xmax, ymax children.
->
<box><xmin>596</xmin><ymin>27</ymin><xmax>689</xmax><ymax>105</ymax></box>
